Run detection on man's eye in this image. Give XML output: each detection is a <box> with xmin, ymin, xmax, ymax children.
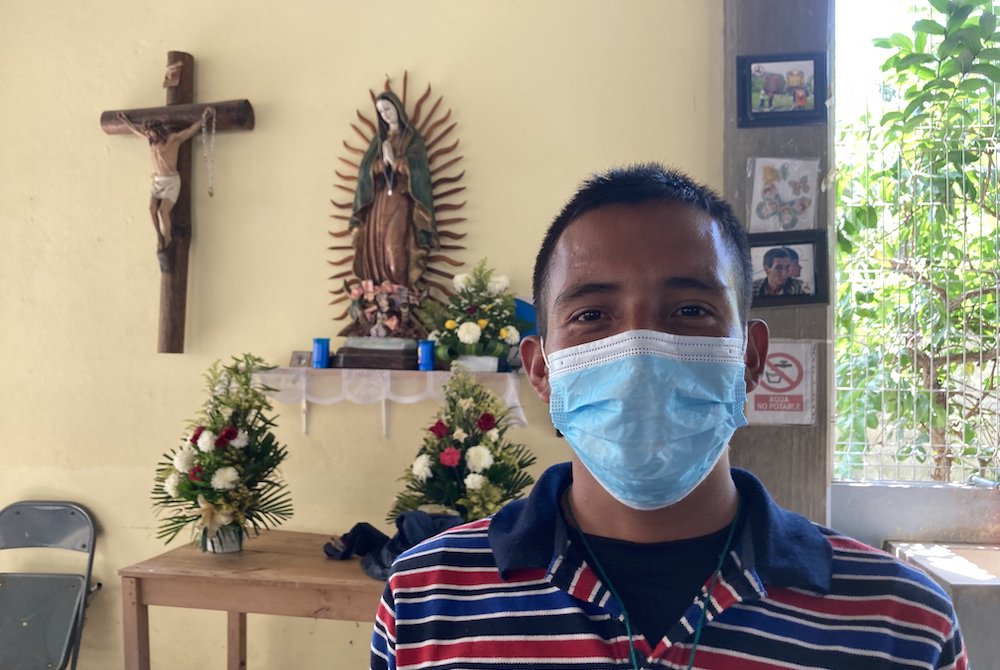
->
<box><xmin>574</xmin><ymin>309</ymin><xmax>604</xmax><ymax>322</ymax></box>
<box><xmin>677</xmin><ymin>305</ymin><xmax>708</xmax><ymax>317</ymax></box>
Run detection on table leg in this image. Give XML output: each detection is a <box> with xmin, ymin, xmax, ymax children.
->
<box><xmin>227</xmin><ymin>611</ymin><xmax>247</xmax><ymax>669</ymax></box>
<box><xmin>121</xmin><ymin>577</ymin><xmax>150</xmax><ymax>670</ymax></box>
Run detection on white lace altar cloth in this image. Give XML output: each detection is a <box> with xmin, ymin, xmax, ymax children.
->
<box><xmin>256</xmin><ymin>369</ymin><xmax>527</xmax><ymax>433</ymax></box>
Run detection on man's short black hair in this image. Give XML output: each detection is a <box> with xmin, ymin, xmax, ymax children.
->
<box><xmin>531</xmin><ymin>163</ymin><xmax>752</xmax><ymax>337</ymax></box>
<box><xmin>763</xmin><ymin>247</ymin><xmax>790</xmax><ymax>269</ymax></box>
<box><xmin>783</xmin><ymin>247</ymin><xmax>800</xmax><ymax>262</ymax></box>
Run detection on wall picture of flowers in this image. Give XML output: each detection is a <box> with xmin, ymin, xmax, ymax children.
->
<box><xmin>747</xmin><ymin>157</ymin><xmax>820</xmax><ymax>232</ymax></box>
<box><xmin>152</xmin><ymin>354</ymin><xmax>293</xmax><ymax>551</ymax></box>
<box><xmin>389</xmin><ymin>369</ymin><xmax>536</xmax><ymax>522</ymax></box>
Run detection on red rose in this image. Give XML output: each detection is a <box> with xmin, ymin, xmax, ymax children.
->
<box><xmin>216</xmin><ymin>425</ymin><xmax>239</xmax><ymax>447</ymax></box>
<box><xmin>465</xmin><ymin>305</ymin><xmax>478</xmax><ymax>315</ymax></box>
<box><xmin>429</xmin><ymin>420</ymin><xmax>450</xmax><ymax>438</ymax></box>
<box><xmin>190</xmin><ymin>426</ymin><xmax>204</xmax><ymax>445</ymax></box>
<box><xmin>439</xmin><ymin>447</ymin><xmax>461</xmax><ymax>467</ymax></box>
<box><xmin>477</xmin><ymin>413</ymin><xmax>496</xmax><ymax>431</ymax></box>
<box><xmin>188</xmin><ymin>465</ymin><xmax>204</xmax><ymax>482</ymax></box>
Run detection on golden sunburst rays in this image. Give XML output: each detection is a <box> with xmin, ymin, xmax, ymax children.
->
<box><xmin>328</xmin><ymin>72</ymin><xmax>467</xmax><ymax>322</ymax></box>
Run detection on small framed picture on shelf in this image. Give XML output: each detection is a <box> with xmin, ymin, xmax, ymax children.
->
<box><xmin>288</xmin><ymin>350</ymin><xmax>312</xmax><ymax>367</ymax></box>
<box><xmin>749</xmin><ymin>230</ymin><xmax>828</xmax><ymax>308</ymax></box>
<box><xmin>737</xmin><ymin>52</ymin><xmax>827</xmax><ymax>128</ymax></box>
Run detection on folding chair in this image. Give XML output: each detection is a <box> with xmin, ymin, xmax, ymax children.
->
<box><xmin>0</xmin><ymin>501</ymin><xmax>98</xmax><ymax>670</ymax></box>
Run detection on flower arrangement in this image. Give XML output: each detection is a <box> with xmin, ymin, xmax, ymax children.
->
<box><xmin>152</xmin><ymin>354</ymin><xmax>293</xmax><ymax>548</ymax></box>
<box><xmin>423</xmin><ymin>259</ymin><xmax>522</xmax><ymax>367</ymax></box>
<box><xmin>389</xmin><ymin>368</ymin><xmax>537</xmax><ymax>521</ymax></box>
<box><xmin>339</xmin><ymin>279</ymin><xmax>425</xmax><ymax>339</ymax></box>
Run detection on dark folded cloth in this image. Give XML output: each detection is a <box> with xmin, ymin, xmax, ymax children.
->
<box><xmin>324</xmin><ymin>510</ymin><xmax>465</xmax><ymax>580</ymax></box>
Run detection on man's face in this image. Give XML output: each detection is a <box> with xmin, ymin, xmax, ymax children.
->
<box><xmin>145</xmin><ymin>124</ymin><xmax>168</xmax><ymax>145</ymax></box>
<box><xmin>540</xmin><ymin>201</ymin><xmax>745</xmax><ymax>355</ymax></box>
<box><xmin>764</xmin><ymin>256</ymin><xmax>791</xmax><ymax>289</ymax></box>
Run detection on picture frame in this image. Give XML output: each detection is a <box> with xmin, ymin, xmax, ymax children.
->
<box><xmin>289</xmin><ymin>350</ymin><xmax>312</xmax><ymax>367</ymax></box>
<box><xmin>747</xmin><ymin>156</ymin><xmax>820</xmax><ymax>232</ymax></box>
<box><xmin>737</xmin><ymin>52</ymin><xmax>827</xmax><ymax>128</ymax></box>
<box><xmin>748</xmin><ymin>230</ymin><xmax>828</xmax><ymax>308</ymax></box>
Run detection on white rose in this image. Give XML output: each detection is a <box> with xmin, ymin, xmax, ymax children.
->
<box><xmin>486</xmin><ymin>428</ymin><xmax>500</xmax><ymax>442</ymax></box>
<box><xmin>411</xmin><ymin>454</ymin><xmax>433</xmax><ymax>482</ymax></box>
<box><xmin>452</xmin><ymin>273</ymin><xmax>469</xmax><ymax>291</ymax></box>
<box><xmin>458</xmin><ymin>398</ymin><xmax>474</xmax><ymax>411</ymax></box>
<box><xmin>488</xmin><ymin>275</ymin><xmax>510</xmax><ymax>295</ymax></box>
<box><xmin>172</xmin><ymin>446</ymin><xmax>197</xmax><ymax>472</ymax></box>
<box><xmin>502</xmin><ymin>325</ymin><xmax>521</xmax><ymax>345</ymax></box>
<box><xmin>452</xmin><ymin>428</ymin><xmax>468</xmax><ymax>442</ymax></box>
<box><xmin>230</xmin><ymin>429</ymin><xmax>249</xmax><ymax>449</ymax></box>
<box><xmin>464</xmin><ymin>473</ymin><xmax>487</xmax><ymax>490</ymax></box>
<box><xmin>457</xmin><ymin>321</ymin><xmax>482</xmax><ymax>345</ymax></box>
<box><xmin>164</xmin><ymin>472</ymin><xmax>182</xmax><ymax>498</ymax></box>
<box><xmin>465</xmin><ymin>445</ymin><xmax>494</xmax><ymax>473</ymax></box>
<box><xmin>211</xmin><ymin>466</ymin><xmax>240</xmax><ymax>490</ymax></box>
<box><xmin>197</xmin><ymin>430</ymin><xmax>217</xmax><ymax>453</ymax></box>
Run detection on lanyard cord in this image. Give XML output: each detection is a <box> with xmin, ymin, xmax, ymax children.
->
<box><xmin>566</xmin><ymin>498</ymin><xmax>640</xmax><ymax>670</ymax></box>
<box><xmin>565</xmin><ymin>496</ymin><xmax>742</xmax><ymax>670</ymax></box>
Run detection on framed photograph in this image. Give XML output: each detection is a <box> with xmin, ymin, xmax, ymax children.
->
<box><xmin>289</xmin><ymin>350</ymin><xmax>312</xmax><ymax>367</ymax></box>
<box><xmin>737</xmin><ymin>52</ymin><xmax>827</xmax><ymax>128</ymax></box>
<box><xmin>749</xmin><ymin>230</ymin><xmax>828</xmax><ymax>308</ymax></box>
<box><xmin>748</xmin><ymin>157</ymin><xmax>820</xmax><ymax>232</ymax></box>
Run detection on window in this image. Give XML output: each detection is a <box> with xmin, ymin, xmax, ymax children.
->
<box><xmin>834</xmin><ymin>0</ymin><xmax>999</xmax><ymax>483</ymax></box>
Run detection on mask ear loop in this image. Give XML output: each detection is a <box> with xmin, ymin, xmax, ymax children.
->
<box><xmin>540</xmin><ymin>336</ymin><xmax>550</xmax><ymax>371</ymax></box>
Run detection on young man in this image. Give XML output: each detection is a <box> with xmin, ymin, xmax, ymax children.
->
<box><xmin>752</xmin><ymin>246</ymin><xmax>805</xmax><ymax>297</ymax></box>
<box><xmin>784</xmin><ymin>246</ymin><xmax>814</xmax><ymax>294</ymax></box>
<box><xmin>371</xmin><ymin>164</ymin><xmax>966</xmax><ymax>670</ymax></box>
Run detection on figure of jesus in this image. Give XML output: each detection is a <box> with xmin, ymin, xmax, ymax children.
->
<box><xmin>117</xmin><ymin>107</ymin><xmax>214</xmax><ymax>270</ymax></box>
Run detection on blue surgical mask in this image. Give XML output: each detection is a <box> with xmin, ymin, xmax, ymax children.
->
<box><xmin>545</xmin><ymin>329</ymin><xmax>748</xmax><ymax>510</ymax></box>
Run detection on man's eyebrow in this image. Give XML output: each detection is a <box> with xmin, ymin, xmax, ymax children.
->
<box><xmin>663</xmin><ymin>276</ymin><xmax>731</xmax><ymax>293</ymax></box>
<box><xmin>553</xmin><ymin>282</ymin><xmax>620</xmax><ymax>308</ymax></box>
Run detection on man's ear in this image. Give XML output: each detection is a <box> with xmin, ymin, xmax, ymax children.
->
<box><xmin>519</xmin><ymin>335</ymin><xmax>551</xmax><ymax>403</ymax></box>
<box><xmin>743</xmin><ymin>319</ymin><xmax>769</xmax><ymax>393</ymax></box>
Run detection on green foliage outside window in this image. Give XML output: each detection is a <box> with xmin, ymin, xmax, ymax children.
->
<box><xmin>835</xmin><ymin>0</ymin><xmax>999</xmax><ymax>481</ymax></box>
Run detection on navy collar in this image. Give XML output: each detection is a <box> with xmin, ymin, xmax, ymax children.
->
<box><xmin>489</xmin><ymin>462</ymin><xmax>832</xmax><ymax>594</ymax></box>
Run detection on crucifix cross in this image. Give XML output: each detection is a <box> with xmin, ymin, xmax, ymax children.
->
<box><xmin>101</xmin><ymin>51</ymin><xmax>254</xmax><ymax>353</ymax></box>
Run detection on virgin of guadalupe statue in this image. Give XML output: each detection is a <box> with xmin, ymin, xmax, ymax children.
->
<box><xmin>329</xmin><ymin>75</ymin><xmax>467</xmax><ymax>338</ymax></box>
<box><xmin>349</xmin><ymin>91</ymin><xmax>437</xmax><ymax>290</ymax></box>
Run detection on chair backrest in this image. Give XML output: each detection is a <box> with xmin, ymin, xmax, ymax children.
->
<box><xmin>0</xmin><ymin>501</ymin><xmax>96</xmax><ymax>670</ymax></box>
<box><xmin>0</xmin><ymin>501</ymin><xmax>94</xmax><ymax>553</ymax></box>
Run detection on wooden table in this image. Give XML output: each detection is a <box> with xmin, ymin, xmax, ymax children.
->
<box><xmin>119</xmin><ymin>530</ymin><xmax>385</xmax><ymax>669</ymax></box>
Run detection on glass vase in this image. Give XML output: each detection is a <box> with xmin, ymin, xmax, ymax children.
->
<box><xmin>201</xmin><ymin>523</ymin><xmax>244</xmax><ymax>554</ymax></box>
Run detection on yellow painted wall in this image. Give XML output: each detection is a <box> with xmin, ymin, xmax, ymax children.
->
<box><xmin>0</xmin><ymin>1</ymin><xmax>723</xmax><ymax>666</ymax></box>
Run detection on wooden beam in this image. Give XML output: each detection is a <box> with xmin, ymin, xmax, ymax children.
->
<box><xmin>100</xmin><ymin>100</ymin><xmax>254</xmax><ymax>135</ymax></box>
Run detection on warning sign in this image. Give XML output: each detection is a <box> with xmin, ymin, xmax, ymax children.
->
<box><xmin>746</xmin><ymin>341</ymin><xmax>815</xmax><ymax>425</ymax></box>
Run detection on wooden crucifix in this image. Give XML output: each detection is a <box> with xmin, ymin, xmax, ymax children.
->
<box><xmin>101</xmin><ymin>51</ymin><xmax>254</xmax><ymax>353</ymax></box>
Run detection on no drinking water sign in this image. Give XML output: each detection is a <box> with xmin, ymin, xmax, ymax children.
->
<box><xmin>745</xmin><ymin>341</ymin><xmax>816</xmax><ymax>425</ymax></box>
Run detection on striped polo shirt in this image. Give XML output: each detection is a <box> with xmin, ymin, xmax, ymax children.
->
<box><xmin>371</xmin><ymin>463</ymin><xmax>967</xmax><ymax>669</ymax></box>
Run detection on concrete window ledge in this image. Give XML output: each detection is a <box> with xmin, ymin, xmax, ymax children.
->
<box><xmin>830</xmin><ymin>481</ymin><xmax>1000</xmax><ymax>548</ymax></box>
<box><xmin>886</xmin><ymin>541</ymin><xmax>1000</xmax><ymax>670</ymax></box>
